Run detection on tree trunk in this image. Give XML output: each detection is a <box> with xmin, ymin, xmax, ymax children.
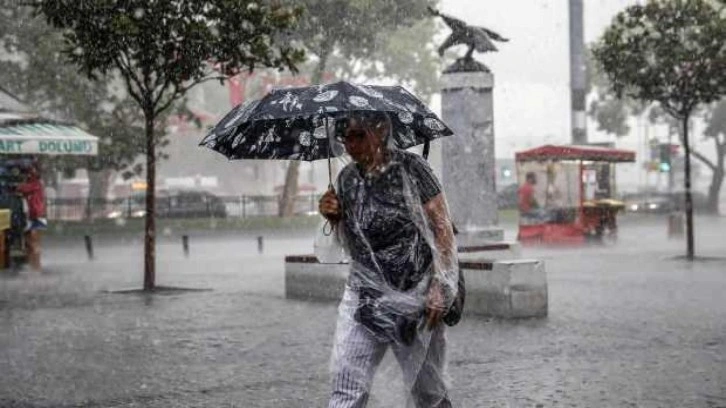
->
<box><xmin>84</xmin><ymin>168</ymin><xmax>114</xmax><ymax>220</ymax></box>
<box><xmin>278</xmin><ymin>161</ymin><xmax>300</xmax><ymax>216</ymax></box>
<box><xmin>144</xmin><ymin>112</ymin><xmax>157</xmax><ymax>291</ymax></box>
<box><xmin>278</xmin><ymin>47</ymin><xmax>331</xmax><ymax>217</ymax></box>
<box><xmin>706</xmin><ymin>143</ymin><xmax>724</xmax><ymax>214</ymax></box>
<box><xmin>682</xmin><ymin>114</ymin><xmax>695</xmax><ymax>260</ymax></box>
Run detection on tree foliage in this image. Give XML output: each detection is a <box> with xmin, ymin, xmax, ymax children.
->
<box><xmin>586</xmin><ymin>48</ymin><xmax>641</xmax><ymax>137</ymax></box>
<box><xmin>593</xmin><ymin>0</ymin><xmax>726</xmax><ymax>120</ymax></box>
<box><xmin>34</xmin><ymin>0</ymin><xmax>305</xmax><ymax>289</ymax></box>
<box><xmin>37</xmin><ymin>0</ymin><xmax>304</xmax><ymax>117</ymax></box>
<box><xmin>593</xmin><ymin>0</ymin><xmax>726</xmax><ymax>259</ymax></box>
<box><xmin>289</xmin><ymin>0</ymin><xmax>435</xmax><ymax>83</ymax></box>
<box><xmin>327</xmin><ymin>18</ymin><xmax>442</xmax><ymax>101</ymax></box>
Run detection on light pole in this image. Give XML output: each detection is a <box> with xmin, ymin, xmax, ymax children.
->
<box><xmin>569</xmin><ymin>0</ymin><xmax>587</xmax><ymax>145</ymax></box>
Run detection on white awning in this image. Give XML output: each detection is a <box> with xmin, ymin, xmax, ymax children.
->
<box><xmin>0</xmin><ymin>122</ymin><xmax>99</xmax><ymax>156</ymax></box>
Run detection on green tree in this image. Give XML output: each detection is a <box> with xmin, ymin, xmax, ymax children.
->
<box><xmin>0</xmin><ymin>4</ymin><xmax>146</xmax><ymax>211</ymax></box>
<box><xmin>593</xmin><ymin>0</ymin><xmax>726</xmax><ymax>260</ymax></box>
<box><xmin>588</xmin><ymin>94</ymin><xmax>633</xmax><ymax>138</ymax></box>
<box><xmin>586</xmin><ymin>47</ymin><xmax>653</xmax><ymax>138</ymax></box>
<box><xmin>586</xmin><ymin>48</ymin><xmax>633</xmax><ymax>138</ymax></box>
<box><xmin>588</xmin><ymin>43</ymin><xmax>723</xmax><ymax>213</ymax></box>
<box><xmin>277</xmin><ymin>0</ymin><xmax>438</xmax><ymax>216</ymax></box>
<box><xmin>35</xmin><ymin>0</ymin><xmax>304</xmax><ymax>290</ymax></box>
<box><xmin>328</xmin><ymin>18</ymin><xmax>442</xmax><ymax>101</ymax></box>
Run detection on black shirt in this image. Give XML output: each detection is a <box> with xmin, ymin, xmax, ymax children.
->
<box><xmin>337</xmin><ymin>149</ymin><xmax>442</xmax><ymax>292</ymax></box>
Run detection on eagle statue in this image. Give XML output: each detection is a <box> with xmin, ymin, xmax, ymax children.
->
<box><xmin>429</xmin><ymin>7</ymin><xmax>509</xmax><ymax>61</ymax></box>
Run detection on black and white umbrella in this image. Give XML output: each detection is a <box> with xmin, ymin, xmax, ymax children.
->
<box><xmin>200</xmin><ymin>81</ymin><xmax>453</xmax><ymax>183</ymax></box>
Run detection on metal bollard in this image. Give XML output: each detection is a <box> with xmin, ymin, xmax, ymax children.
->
<box><xmin>182</xmin><ymin>235</ymin><xmax>189</xmax><ymax>257</ymax></box>
<box><xmin>257</xmin><ymin>236</ymin><xmax>264</xmax><ymax>254</ymax></box>
<box><xmin>84</xmin><ymin>235</ymin><xmax>94</xmax><ymax>261</ymax></box>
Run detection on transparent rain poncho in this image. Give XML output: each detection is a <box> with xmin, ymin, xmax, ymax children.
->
<box><xmin>328</xmin><ymin>147</ymin><xmax>459</xmax><ymax>406</ymax></box>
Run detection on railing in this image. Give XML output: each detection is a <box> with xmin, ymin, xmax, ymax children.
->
<box><xmin>44</xmin><ymin>193</ymin><xmax>321</xmax><ymax>221</ymax></box>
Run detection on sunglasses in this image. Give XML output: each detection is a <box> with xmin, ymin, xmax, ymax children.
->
<box><xmin>334</xmin><ymin>128</ymin><xmax>369</xmax><ymax>143</ymax></box>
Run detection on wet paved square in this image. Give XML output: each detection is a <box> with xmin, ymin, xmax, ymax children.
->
<box><xmin>1</xmin><ymin>216</ymin><xmax>725</xmax><ymax>407</ymax></box>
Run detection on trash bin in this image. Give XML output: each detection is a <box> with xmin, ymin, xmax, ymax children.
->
<box><xmin>668</xmin><ymin>211</ymin><xmax>685</xmax><ymax>238</ymax></box>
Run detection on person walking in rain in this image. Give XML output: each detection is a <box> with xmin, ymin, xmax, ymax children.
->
<box><xmin>319</xmin><ymin>112</ymin><xmax>459</xmax><ymax>407</ymax></box>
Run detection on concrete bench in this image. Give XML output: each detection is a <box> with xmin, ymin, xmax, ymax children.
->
<box><xmin>284</xmin><ymin>255</ymin><xmax>348</xmax><ymax>301</ymax></box>
<box><xmin>284</xmin><ymin>254</ymin><xmax>547</xmax><ymax>319</ymax></box>
<box><xmin>460</xmin><ymin>259</ymin><xmax>547</xmax><ymax>318</ymax></box>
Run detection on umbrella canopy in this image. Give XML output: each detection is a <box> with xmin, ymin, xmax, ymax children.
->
<box><xmin>200</xmin><ymin>81</ymin><xmax>453</xmax><ymax>162</ymax></box>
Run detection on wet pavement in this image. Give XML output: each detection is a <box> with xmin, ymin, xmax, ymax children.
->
<box><xmin>1</xmin><ymin>215</ymin><xmax>725</xmax><ymax>407</ymax></box>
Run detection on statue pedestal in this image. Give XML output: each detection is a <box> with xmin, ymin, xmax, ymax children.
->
<box><xmin>441</xmin><ymin>70</ymin><xmax>500</xmax><ymax>243</ymax></box>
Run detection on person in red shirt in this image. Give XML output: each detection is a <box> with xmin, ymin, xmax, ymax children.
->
<box><xmin>15</xmin><ymin>164</ymin><xmax>46</xmax><ymax>270</ymax></box>
<box><xmin>519</xmin><ymin>171</ymin><xmax>549</xmax><ymax>223</ymax></box>
<box><xmin>16</xmin><ymin>166</ymin><xmax>46</xmax><ymax>224</ymax></box>
<box><xmin>518</xmin><ymin>172</ymin><xmax>539</xmax><ymax>214</ymax></box>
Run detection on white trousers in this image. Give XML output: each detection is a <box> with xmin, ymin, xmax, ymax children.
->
<box><xmin>328</xmin><ymin>305</ymin><xmax>452</xmax><ymax>408</ymax></box>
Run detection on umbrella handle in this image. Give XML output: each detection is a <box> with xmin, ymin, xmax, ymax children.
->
<box><xmin>323</xmin><ymin>180</ymin><xmax>336</xmax><ymax>237</ymax></box>
<box><xmin>322</xmin><ymin>219</ymin><xmax>333</xmax><ymax>236</ymax></box>
<box><xmin>327</xmin><ymin>116</ymin><xmax>333</xmax><ymax>187</ymax></box>
<box><xmin>323</xmin><ymin>115</ymin><xmax>341</xmax><ymax>237</ymax></box>
<box><xmin>328</xmin><ymin>155</ymin><xmax>332</xmax><ymax>190</ymax></box>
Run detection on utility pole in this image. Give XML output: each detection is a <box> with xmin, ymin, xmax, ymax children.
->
<box><xmin>569</xmin><ymin>0</ymin><xmax>587</xmax><ymax>145</ymax></box>
<box><xmin>668</xmin><ymin>131</ymin><xmax>674</xmax><ymax>194</ymax></box>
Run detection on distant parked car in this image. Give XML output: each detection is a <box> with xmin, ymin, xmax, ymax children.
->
<box><xmin>105</xmin><ymin>190</ymin><xmax>226</xmax><ymax>219</ymax></box>
<box><xmin>622</xmin><ymin>191</ymin><xmax>708</xmax><ymax>214</ymax></box>
<box><xmin>622</xmin><ymin>193</ymin><xmax>673</xmax><ymax>214</ymax></box>
<box><xmin>104</xmin><ymin>193</ymin><xmax>152</xmax><ymax>219</ymax></box>
<box><xmin>158</xmin><ymin>190</ymin><xmax>227</xmax><ymax>218</ymax></box>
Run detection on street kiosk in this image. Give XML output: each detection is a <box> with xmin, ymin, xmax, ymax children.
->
<box><xmin>0</xmin><ymin>117</ymin><xmax>98</xmax><ymax>269</ymax></box>
<box><xmin>515</xmin><ymin>144</ymin><xmax>636</xmax><ymax>245</ymax></box>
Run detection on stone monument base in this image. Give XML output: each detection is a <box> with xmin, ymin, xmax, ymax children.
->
<box><xmin>461</xmin><ymin>259</ymin><xmax>547</xmax><ymax>318</ymax></box>
<box><xmin>443</xmin><ymin>57</ymin><xmax>491</xmax><ymax>74</ymax></box>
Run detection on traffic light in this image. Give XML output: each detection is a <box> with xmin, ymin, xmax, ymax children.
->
<box><xmin>658</xmin><ymin>143</ymin><xmax>671</xmax><ymax>172</ymax></box>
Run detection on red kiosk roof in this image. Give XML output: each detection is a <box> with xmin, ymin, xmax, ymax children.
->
<box><xmin>515</xmin><ymin>144</ymin><xmax>636</xmax><ymax>163</ymax></box>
